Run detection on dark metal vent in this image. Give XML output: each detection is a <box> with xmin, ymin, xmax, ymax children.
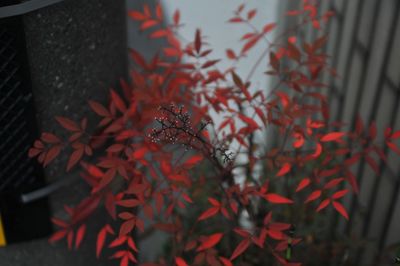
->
<box><xmin>0</xmin><ymin>21</ymin><xmax>40</xmax><ymax>193</ymax></box>
<box><xmin>0</xmin><ymin>16</ymin><xmax>51</xmax><ymax>244</ymax></box>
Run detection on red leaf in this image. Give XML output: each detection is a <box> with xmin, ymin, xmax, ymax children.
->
<box><xmin>41</xmin><ymin>132</ymin><xmax>61</xmax><ymax>144</ymax></box>
<box><xmin>264</xmin><ymin>193</ymin><xmax>293</xmax><ymax>204</ymax></box>
<box><xmin>238</xmin><ymin>113</ymin><xmax>258</xmax><ymax>128</ymax></box>
<box><xmin>198</xmin><ymin>207</ymin><xmax>219</xmax><ymax>221</ymax></box>
<box><xmin>234</xmin><ymin>228</ymin><xmax>251</xmax><ymax>238</ymax></box>
<box><xmin>183</xmin><ymin>154</ymin><xmax>203</xmax><ymax>167</ymax></box>
<box><xmin>109</xmin><ymin>236</ymin><xmax>127</xmax><ymax>248</ymax></box>
<box><xmin>128</xmin><ymin>11</ymin><xmax>146</xmax><ymax>21</ymax></box>
<box><xmin>324</xmin><ymin>178</ymin><xmax>344</xmax><ymax>189</ymax></box>
<box><xmin>277</xmin><ymin>163</ymin><xmax>291</xmax><ymax>177</ymax></box>
<box><xmin>311</xmin><ymin>143</ymin><xmax>322</xmax><ymax>158</ymax></box>
<box><xmin>230</xmin><ymin>239</ymin><xmax>250</xmax><ymax>260</ymax></box>
<box><xmin>175</xmin><ymin>257</ymin><xmax>188</xmax><ymax>266</ymax></box>
<box><xmin>219</xmin><ymin>257</ymin><xmax>233</xmax><ymax>266</ymax></box>
<box><xmin>51</xmin><ymin>218</ymin><xmax>68</xmax><ymax>228</ymax></box>
<box><xmin>155</xmin><ymin>3</ymin><xmax>163</xmax><ymax>20</ymax></box>
<box><xmin>120</xmin><ymin>255</ymin><xmax>129</xmax><ymax>266</ymax></box>
<box><xmin>118</xmin><ymin>212</ymin><xmax>135</xmax><ymax>220</ymax></box>
<box><xmin>132</xmin><ymin>147</ymin><xmax>148</xmax><ymax>160</ymax></box>
<box><xmin>49</xmin><ymin>229</ymin><xmax>68</xmax><ymax>243</ymax></box>
<box><xmin>168</xmin><ymin>174</ymin><xmax>190</xmax><ymax>185</ymax></box>
<box><xmin>127</xmin><ymin>237</ymin><xmax>139</xmax><ymax>252</ymax></box>
<box><xmin>316</xmin><ymin>199</ymin><xmax>330</xmax><ymax>212</ymax></box>
<box><xmin>119</xmin><ymin>219</ymin><xmax>135</xmax><ymax>236</ymax></box>
<box><xmin>89</xmin><ymin>100</ymin><xmax>110</xmax><ymax>117</ymax></box>
<box><xmin>44</xmin><ymin>145</ymin><xmax>61</xmax><ymax>167</ymax></box>
<box><xmin>75</xmin><ymin>224</ymin><xmax>86</xmax><ymax>249</ymax></box>
<box><xmin>267</xmin><ymin>230</ymin><xmax>284</xmax><ymax>240</ymax></box>
<box><xmin>111</xmin><ymin>89</ymin><xmax>127</xmax><ymax>113</ymax></box>
<box><xmin>275</xmin><ymin>91</ymin><xmax>290</xmax><ymax>108</ymax></box>
<box><xmin>293</xmin><ymin>132</ymin><xmax>304</xmax><ymax>148</ymax></box>
<box><xmin>202</xmin><ymin>59</ymin><xmax>220</xmax><ymax>69</ymax></box>
<box><xmin>117</xmin><ymin>129</ymin><xmax>140</xmax><ymax>141</ymax></box>
<box><xmin>296</xmin><ymin>178</ymin><xmax>311</xmax><ymax>192</ymax></box>
<box><xmin>345</xmin><ymin>153</ymin><xmax>362</xmax><ymax>166</ymax></box>
<box><xmin>129</xmin><ymin>49</ymin><xmax>147</xmax><ymax>69</ymax></box>
<box><xmin>226</xmin><ymin>49</ymin><xmax>236</xmax><ymax>59</ymax></box>
<box><xmin>346</xmin><ymin>170</ymin><xmax>359</xmax><ymax>194</ymax></box>
<box><xmin>262</xmin><ymin>23</ymin><xmax>276</xmax><ymax>34</ymax></box>
<box><xmin>237</xmin><ymin>4</ymin><xmax>245</xmax><ymax>13</ymax></box>
<box><xmin>254</xmin><ymin>107</ymin><xmax>265</xmax><ymax>122</ymax></box>
<box><xmin>208</xmin><ymin>197</ymin><xmax>220</xmax><ymax>207</ymax></box>
<box><xmin>67</xmin><ymin>148</ymin><xmax>84</xmax><ymax>171</ymax></box>
<box><xmin>93</xmin><ymin>169</ymin><xmax>116</xmax><ymax>193</ymax></box>
<box><xmin>387</xmin><ymin>141</ymin><xmax>400</xmax><ymax>155</ymax></box>
<box><xmin>107</xmin><ymin>144</ymin><xmax>125</xmax><ymax>153</ymax></box>
<box><xmin>288</xmin><ymin>36</ymin><xmax>297</xmax><ymax>44</ymax></box>
<box><xmin>320</xmin><ymin>132</ymin><xmax>345</xmax><ymax>142</ymax></box>
<box><xmin>195</xmin><ymin>29</ymin><xmax>201</xmax><ymax>53</ymax></box>
<box><xmin>150</xmin><ymin>29</ymin><xmax>168</xmax><ymax>39</ymax></box>
<box><xmin>332</xmin><ymin>201</ymin><xmax>349</xmax><ymax>220</ymax></box>
<box><xmin>197</xmin><ymin>233</ymin><xmax>223</xmax><ymax>251</ymax></box>
<box><xmin>67</xmin><ymin>230</ymin><xmax>74</xmax><ymax>250</ymax></box>
<box><xmin>81</xmin><ymin>162</ymin><xmax>103</xmax><ymax>178</ymax></box>
<box><xmin>229</xmin><ymin>17</ymin><xmax>243</xmax><ymax>23</ymax></box>
<box><xmin>391</xmin><ymin>130</ymin><xmax>400</xmax><ymax>139</ymax></box>
<box><xmin>117</xmin><ymin>199</ymin><xmax>141</xmax><ymax>208</ymax></box>
<box><xmin>111</xmin><ymin>250</ymin><xmax>126</xmax><ymax>259</ymax></box>
<box><xmin>247</xmin><ymin>9</ymin><xmax>257</xmax><ymax>20</ymax></box>
<box><xmin>140</xmin><ymin>20</ymin><xmax>158</xmax><ymax>30</ymax></box>
<box><xmin>241</xmin><ymin>35</ymin><xmax>261</xmax><ymax>54</ymax></box>
<box><xmin>332</xmin><ymin>189</ymin><xmax>348</xmax><ymax>199</ymax></box>
<box><xmin>241</xmin><ymin>32</ymin><xmax>256</xmax><ymax>41</ymax></box>
<box><xmin>56</xmin><ymin>117</ymin><xmax>80</xmax><ymax>132</ymax></box>
<box><xmin>28</xmin><ymin>147</ymin><xmax>42</xmax><ymax>158</ymax></box>
<box><xmin>173</xmin><ymin>9</ymin><xmax>180</xmax><ymax>25</ymax></box>
<box><xmin>305</xmin><ymin>190</ymin><xmax>322</xmax><ymax>203</ymax></box>
<box><xmin>181</xmin><ymin>193</ymin><xmax>193</xmax><ymax>204</ymax></box>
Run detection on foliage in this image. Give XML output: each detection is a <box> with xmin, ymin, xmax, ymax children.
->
<box><xmin>29</xmin><ymin>0</ymin><xmax>400</xmax><ymax>265</ymax></box>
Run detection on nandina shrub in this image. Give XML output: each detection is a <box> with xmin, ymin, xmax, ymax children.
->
<box><xmin>29</xmin><ymin>1</ymin><xmax>400</xmax><ymax>265</ymax></box>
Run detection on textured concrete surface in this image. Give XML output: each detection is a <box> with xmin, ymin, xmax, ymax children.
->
<box><xmin>0</xmin><ymin>0</ymin><xmax>126</xmax><ymax>265</ymax></box>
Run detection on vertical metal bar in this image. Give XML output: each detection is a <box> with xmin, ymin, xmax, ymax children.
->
<box><xmin>326</xmin><ymin>1</ymin><xmax>349</xmax><ymax>107</ymax></box>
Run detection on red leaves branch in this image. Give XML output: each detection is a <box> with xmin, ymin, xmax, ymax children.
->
<box><xmin>26</xmin><ymin>2</ymin><xmax>400</xmax><ymax>266</ymax></box>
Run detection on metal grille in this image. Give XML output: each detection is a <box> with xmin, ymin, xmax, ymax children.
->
<box><xmin>0</xmin><ymin>18</ymin><xmax>43</xmax><ymax>194</ymax></box>
<box><xmin>277</xmin><ymin>0</ymin><xmax>400</xmax><ymax>264</ymax></box>
<box><xmin>320</xmin><ymin>1</ymin><xmax>400</xmax><ymax>264</ymax></box>
<box><xmin>295</xmin><ymin>0</ymin><xmax>400</xmax><ymax>264</ymax></box>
